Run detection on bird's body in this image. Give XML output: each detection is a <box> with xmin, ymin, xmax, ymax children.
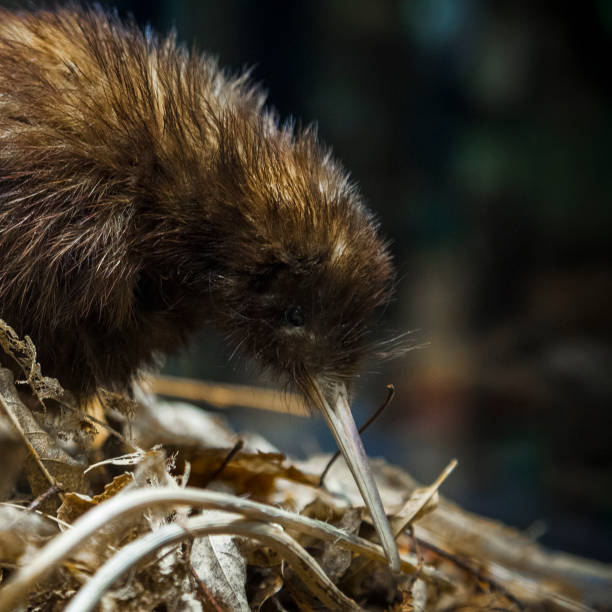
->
<box><xmin>0</xmin><ymin>6</ymin><xmax>399</xmax><ymax>570</ymax></box>
<box><xmin>0</xmin><ymin>7</ymin><xmax>392</xmax><ymax>398</ymax></box>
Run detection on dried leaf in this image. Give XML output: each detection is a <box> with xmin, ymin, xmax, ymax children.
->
<box><xmin>130</xmin><ymin>395</ymin><xmax>236</xmax><ymax>449</ymax></box>
<box><xmin>186</xmin><ymin>449</ymin><xmax>319</xmax><ymax>495</ymax></box>
<box><xmin>392</xmin><ymin>578</ymin><xmax>427</xmax><ymax>612</ymax></box>
<box><xmin>0</xmin><ymin>367</ymin><xmax>85</xmax><ymax>510</ymax></box>
<box><xmin>249</xmin><ymin>571</ymin><xmax>284</xmax><ymax>611</ymax></box>
<box><xmin>190</xmin><ymin>513</ymin><xmax>249</xmax><ymax>612</ymax></box>
<box><xmin>240</xmin><ymin>538</ymin><xmax>283</xmax><ymax>569</ymax></box>
<box><xmin>299</xmin><ymin>498</ymin><xmax>362</xmax><ymax>582</ymax></box>
<box><xmin>293</xmin><ymin>454</ymin><xmax>409</xmax><ymax>513</ymax></box>
<box><xmin>57</xmin><ymin>472</ymin><xmax>133</xmax><ymax>524</ymax></box>
<box><xmin>390</xmin><ymin>459</ymin><xmax>457</xmax><ymax>535</ymax></box>
<box><xmin>0</xmin><ymin>319</ymin><xmax>63</xmax><ymax>402</ymax></box>
<box><xmin>98</xmin><ymin>389</ymin><xmax>139</xmax><ymax>420</ymax></box>
<box><xmin>0</xmin><ymin>416</ymin><xmax>24</xmax><ymax>500</ymax></box>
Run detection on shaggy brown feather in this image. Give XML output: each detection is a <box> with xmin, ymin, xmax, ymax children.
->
<box><xmin>0</xmin><ymin>6</ymin><xmax>394</xmax><ymax>403</ymax></box>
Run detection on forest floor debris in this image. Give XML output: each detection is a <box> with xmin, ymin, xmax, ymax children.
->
<box><xmin>0</xmin><ymin>319</ymin><xmax>610</xmax><ymax>611</ymax></box>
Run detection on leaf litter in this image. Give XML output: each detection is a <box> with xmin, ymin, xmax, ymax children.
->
<box><xmin>0</xmin><ymin>319</ymin><xmax>610</xmax><ymax>611</ymax></box>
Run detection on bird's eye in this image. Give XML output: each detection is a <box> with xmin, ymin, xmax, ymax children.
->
<box><xmin>285</xmin><ymin>305</ymin><xmax>304</xmax><ymax>327</ymax></box>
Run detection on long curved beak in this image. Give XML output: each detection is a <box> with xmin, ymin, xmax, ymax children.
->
<box><xmin>316</xmin><ymin>380</ymin><xmax>400</xmax><ymax>573</ymax></box>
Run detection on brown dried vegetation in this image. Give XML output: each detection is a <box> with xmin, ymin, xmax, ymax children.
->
<box><xmin>0</xmin><ymin>321</ymin><xmax>610</xmax><ymax>611</ymax></box>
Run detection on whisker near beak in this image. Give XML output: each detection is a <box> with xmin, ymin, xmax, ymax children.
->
<box><xmin>315</xmin><ymin>379</ymin><xmax>400</xmax><ymax>573</ymax></box>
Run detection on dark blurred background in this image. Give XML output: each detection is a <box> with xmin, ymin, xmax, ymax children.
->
<box><xmin>5</xmin><ymin>0</ymin><xmax>611</xmax><ymax>561</ymax></box>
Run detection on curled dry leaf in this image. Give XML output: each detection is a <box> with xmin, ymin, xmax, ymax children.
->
<box><xmin>184</xmin><ymin>448</ymin><xmax>319</xmax><ymax>495</ymax></box>
<box><xmin>97</xmin><ymin>389</ymin><xmax>140</xmax><ymax>420</ymax></box>
<box><xmin>57</xmin><ymin>472</ymin><xmax>134</xmax><ymax>524</ymax></box>
<box><xmin>0</xmin><ymin>319</ymin><xmax>63</xmax><ymax>402</ymax></box>
<box><xmin>0</xmin><ymin>367</ymin><xmax>86</xmax><ymax>511</ymax></box>
<box><xmin>248</xmin><ymin>571</ymin><xmax>284</xmax><ymax>611</ymax></box>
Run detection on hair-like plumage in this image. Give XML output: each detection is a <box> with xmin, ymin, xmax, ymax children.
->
<box><xmin>0</xmin><ymin>5</ymin><xmax>393</xmax><ymax>403</ymax></box>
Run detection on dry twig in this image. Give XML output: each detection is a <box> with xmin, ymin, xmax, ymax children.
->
<box><xmin>150</xmin><ymin>375</ymin><xmax>308</xmax><ymax>416</ymax></box>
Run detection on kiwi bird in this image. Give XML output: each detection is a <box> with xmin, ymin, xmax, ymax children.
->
<box><xmin>0</xmin><ymin>6</ymin><xmax>400</xmax><ymax>570</ymax></box>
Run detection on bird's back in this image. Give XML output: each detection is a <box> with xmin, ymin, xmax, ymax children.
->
<box><xmin>0</xmin><ymin>7</ymin><xmax>254</xmax><ymax>394</ymax></box>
